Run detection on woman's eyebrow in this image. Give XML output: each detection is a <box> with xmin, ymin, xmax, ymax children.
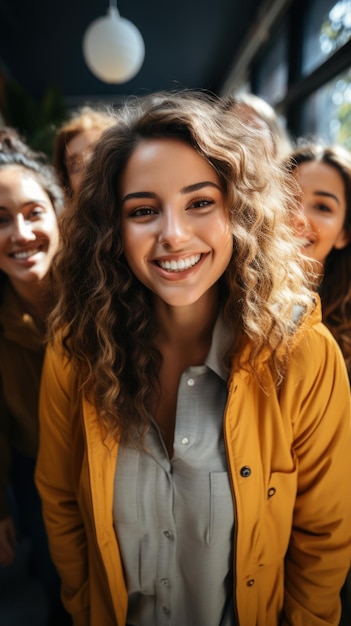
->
<box><xmin>313</xmin><ymin>190</ymin><xmax>340</xmax><ymax>205</ymax></box>
<box><xmin>180</xmin><ymin>181</ymin><xmax>222</xmax><ymax>194</ymax></box>
<box><xmin>121</xmin><ymin>191</ymin><xmax>157</xmax><ymax>204</ymax></box>
<box><xmin>0</xmin><ymin>200</ymin><xmax>48</xmax><ymax>211</ymax></box>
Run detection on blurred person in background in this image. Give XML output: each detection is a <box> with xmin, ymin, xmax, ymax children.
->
<box><xmin>0</xmin><ymin>128</ymin><xmax>70</xmax><ymax>625</ymax></box>
<box><xmin>286</xmin><ymin>143</ymin><xmax>351</xmax><ymax>379</ymax></box>
<box><xmin>285</xmin><ymin>142</ymin><xmax>351</xmax><ymax>626</ymax></box>
<box><xmin>221</xmin><ymin>92</ymin><xmax>293</xmax><ymax>160</ymax></box>
<box><xmin>53</xmin><ymin>106</ymin><xmax>116</xmax><ymax>197</ymax></box>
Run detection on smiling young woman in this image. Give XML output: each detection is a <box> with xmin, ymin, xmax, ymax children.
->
<box><xmin>35</xmin><ymin>91</ymin><xmax>351</xmax><ymax>626</ymax></box>
<box><xmin>286</xmin><ymin>143</ymin><xmax>351</xmax><ymax>380</ymax></box>
<box><xmin>0</xmin><ymin>167</ymin><xmax>60</xmax><ymax>307</ymax></box>
<box><xmin>286</xmin><ymin>143</ymin><xmax>351</xmax><ymax>625</ymax></box>
<box><xmin>0</xmin><ymin>128</ymin><xmax>71</xmax><ymax>625</ymax></box>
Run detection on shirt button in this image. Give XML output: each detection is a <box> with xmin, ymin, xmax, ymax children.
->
<box><xmin>187</xmin><ymin>377</ymin><xmax>195</xmax><ymax>386</ymax></box>
<box><xmin>240</xmin><ymin>466</ymin><xmax>252</xmax><ymax>478</ymax></box>
<box><xmin>162</xmin><ymin>606</ymin><xmax>171</xmax><ymax>615</ymax></box>
<box><xmin>181</xmin><ymin>436</ymin><xmax>189</xmax><ymax>445</ymax></box>
<box><xmin>163</xmin><ymin>530</ymin><xmax>174</xmax><ymax>540</ymax></box>
<box><xmin>161</xmin><ymin>578</ymin><xmax>170</xmax><ymax>586</ymax></box>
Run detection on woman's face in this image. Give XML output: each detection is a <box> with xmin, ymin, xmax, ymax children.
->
<box><xmin>0</xmin><ymin>166</ymin><xmax>59</xmax><ymax>289</ymax></box>
<box><xmin>65</xmin><ymin>129</ymin><xmax>102</xmax><ymax>193</ymax></box>
<box><xmin>120</xmin><ymin>138</ymin><xmax>233</xmax><ymax>308</ymax></box>
<box><xmin>294</xmin><ymin>160</ymin><xmax>349</xmax><ymax>268</ymax></box>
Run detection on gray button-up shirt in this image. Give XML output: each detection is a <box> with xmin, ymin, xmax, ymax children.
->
<box><xmin>113</xmin><ymin>317</ymin><xmax>235</xmax><ymax>625</ymax></box>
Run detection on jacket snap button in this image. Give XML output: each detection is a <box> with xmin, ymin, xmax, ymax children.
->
<box><xmin>267</xmin><ymin>487</ymin><xmax>276</xmax><ymax>498</ymax></box>
<box><xmin>247</xmin><ymin>579</ymin><xmax>255</xmax><ymax>587</ymax></box>
<box><xmin>240</xmin><ymin>466</ymin><xmax>251</xmax><ymax>477</ymax></box>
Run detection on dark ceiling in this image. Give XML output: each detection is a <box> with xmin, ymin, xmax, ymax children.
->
<box><xmin>0</xmin><ymin>0</ymin><xmax>266</xmax><ymax>109</ymax></box>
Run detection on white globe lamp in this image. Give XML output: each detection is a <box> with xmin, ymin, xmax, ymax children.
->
<box><xmin>82</xmin><ymin>4</ymin><xmax>145</xmax><ymax>84</ymax></box>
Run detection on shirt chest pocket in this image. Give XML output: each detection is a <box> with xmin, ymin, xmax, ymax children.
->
<box><xmin>208</xmin><ymin>471</ymin><xmax>235</xmax><ymax>546</ymax></box>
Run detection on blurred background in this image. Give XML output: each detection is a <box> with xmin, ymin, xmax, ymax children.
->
<box><xmin>0</xmin><ymin>0</ymin><xmax>350</xmax><ymax>157</ymax></box>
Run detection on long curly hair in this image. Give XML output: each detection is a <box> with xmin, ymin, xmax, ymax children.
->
<box><xmin>49</xmin><ymin>90</ymin><xmax>314</xmax><ymax>443</ymax></box>
<box><xmin>285</xmin><ymin>143</ymin><xmax>351</xmax><ymax>381</ymax></box>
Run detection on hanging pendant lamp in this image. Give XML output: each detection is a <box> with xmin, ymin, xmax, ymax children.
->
<box><xmin>82</xmin><ymin>1</ymin><xmax>145</xmax><ymax>84</ymax></box>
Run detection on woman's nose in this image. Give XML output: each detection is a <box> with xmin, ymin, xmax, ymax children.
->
<box><xmin>10</xmin><ymin>215</ymin><xmax>36</xmax><ymax>243</ymax></box>
<box><xmin>158</xmin><ymin>209</ymin><xmax>190</xmax><ymax>248</ymax></box>
<box><xmin>292</xmin><ymin>206</ymin><xmax>309</xmax><ymax>235</ymax></box>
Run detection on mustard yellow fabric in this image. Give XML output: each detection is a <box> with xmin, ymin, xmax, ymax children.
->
<box><xmin>35</xmin><ymin>298</ymin><xmax>351</xmax><ymax>626</ymax></box>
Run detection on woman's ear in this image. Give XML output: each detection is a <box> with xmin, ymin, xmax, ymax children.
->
<box><xmin>334</xmin><ymin>228</ymin><xmax>350</xmax><ymax>250</ymax></box>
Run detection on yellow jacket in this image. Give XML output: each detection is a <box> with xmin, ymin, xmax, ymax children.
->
<box><xmin>35</xmin><ymin>300</ymin><xmax>351</xmax><ymax>626</ymax></box>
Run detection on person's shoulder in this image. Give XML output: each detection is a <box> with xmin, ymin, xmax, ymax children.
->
<box><xmin>295</xmin><ymin>293</ymin><xmax>335</xmax><ymax>343</ymax></box>
<box><xmin>42</xmin><ymin>336</ymin><xmax>84</xmax><ymax>407</ymax></box>
<box><xmin>293</xmin><ymin>292</ymin><xmax>333</xmax><ymax>345</ymax></box>
<box><xmin>290</xmin><ymin>293</ymin><xmax>347</xmax><ymax>379</ymax></box>
<box><xmin>45</xmin><ymin>332</ymin><xmax>77</xmax><ymax>379</ymax></box>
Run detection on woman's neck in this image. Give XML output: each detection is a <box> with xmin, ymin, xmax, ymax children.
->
<box><xmin>154</xmin><ymin>287</ymin><xmax>220</xmax><ymax>358</ymax></box>
<box><xmin>10</xmin><ymin>277</ymin><xmax>52</xmax><ymax>333</ymax></box>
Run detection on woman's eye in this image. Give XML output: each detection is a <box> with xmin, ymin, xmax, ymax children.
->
<box><xmin>30</xmin><ymin>207</ymin><xmax>45</xmax><ymax>218</ymax></box>
<box><xmin>129</xmin><ymin>207</ymin><xmax>156</xmax><ymax>217</ymax></box>
<box><xmin>69</xmin><ymin>163</ymin><xmax>83</xmax><ymax>174</ymax></box>
<box><xmin>188</xmin><ymin>198</ymin><xmax>214</xmax><ymax>209</ymax></box>
<box><xmin>67</xmin><ymin>158</ymin><xmax>85</xmax><ymax>175</ymax></box>
<box><xmin>315</xmin><ymin>203</ymin><xmax>332</xmax><ymax>213</ymax></box>
<box><xmin>0</xmin><ymin>216</ymin><xmax>9</xmax><ymax>226</ymax></box>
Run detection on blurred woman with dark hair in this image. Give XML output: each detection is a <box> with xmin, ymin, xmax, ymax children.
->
<box><xmin>0</xmin><ymin>127</ymin><xmax>70</xmax><ymax>624</ymax></box>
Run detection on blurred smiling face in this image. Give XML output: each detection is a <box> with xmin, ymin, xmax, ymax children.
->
<box><xmin>0</xmin><ymin>165</ymin><xmax>59</xmax><ymax>291</ymax></box>
<box><xmin>294</xmin><ymin>160</ymin><xmax>349</xmax><ymax>269</ymax></box>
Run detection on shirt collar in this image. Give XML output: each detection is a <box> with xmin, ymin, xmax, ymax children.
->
<box><xmin>204</xmin><ymin>313</ymin><xmax>230</xmax><ymax>383</ymax></box>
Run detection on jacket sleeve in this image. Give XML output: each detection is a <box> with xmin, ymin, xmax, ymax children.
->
<box><xmin>281</xmin><ymin>323</ymin><xmax>351</xmax><ymax>625</ymax></box>
<box><xmin>35</xmin><ymin>343</ymin><xmax>90</xmax><ymax>625</ymax></box>
<box><xmin>0</xmin><ymin>378</ymin><xmax>12</xmax><ymax>520</ymax></box>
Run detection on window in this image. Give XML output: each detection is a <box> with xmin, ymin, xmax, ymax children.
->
<box><xmin>248</xmin><ymin>0</ymin><xmax>351</xmax><ymax>147</ymax></box>
<box><xmin>302</xmin><ymin>0</ymin><xmax>351</xmax><ymax>75</ymax></box>
<box><xmin>301</xmin><ymin>67</ymin><xmax>351</xmax><ymax>147</ymax></box>
<box><xmin>253</xmin><ymin>22</ymin><xmax>288</xmax><ymax>106</ymax></box>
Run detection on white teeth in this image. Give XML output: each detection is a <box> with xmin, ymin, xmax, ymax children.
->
<box><xmin>158</xmin><ymin>254</ymin><xmax>202</xmax><ymax>272</ymax></box>
<box><xmin>12</xmin><ymin>249</ymin><xmax>40</xmax><ymax>260</ymax></box>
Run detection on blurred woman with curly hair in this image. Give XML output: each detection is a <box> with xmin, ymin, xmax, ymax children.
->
<box><xmin>35</xmin><ymin>91</ymin><xmax>351</xmax><ymax>626</ymax></box>
<box><xmin>286</xmin><ymin>142</ymin><xmax>351</xmax><ymax>381</ymax></box>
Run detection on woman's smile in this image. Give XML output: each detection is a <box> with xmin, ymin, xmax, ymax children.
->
<box><xmin>154</xmin><ymin>253</ymin><xmax>203</xmax><ymax>273</ymax></box>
